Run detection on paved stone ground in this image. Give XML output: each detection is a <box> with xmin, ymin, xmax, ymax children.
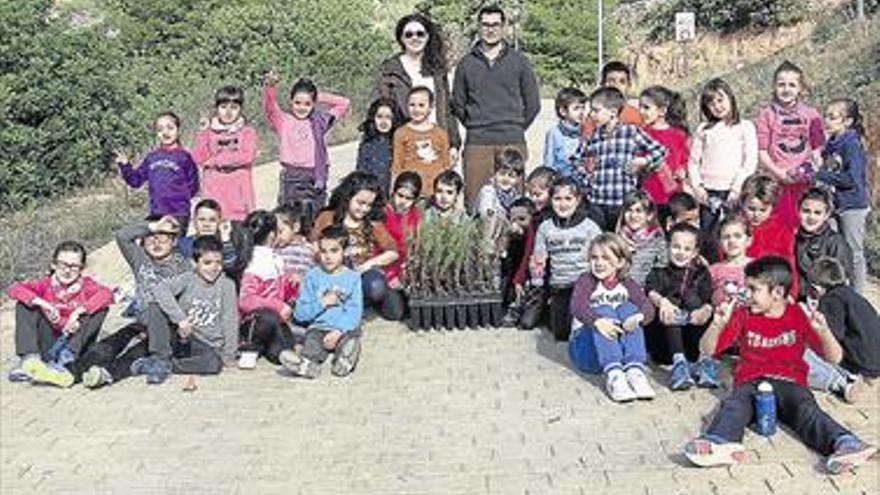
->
<box><xmin>1</xmin><ymin>101</ymin><xmax>878</xmax><ymax>495</ymax></box>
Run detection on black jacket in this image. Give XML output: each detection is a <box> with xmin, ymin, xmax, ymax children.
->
<box><xmin>819</xmin><ymin>285</ymin><xmax>880</xmax><ymax>378</ymax></box>
<box><xmin>795</xmin><ymin>224</ymin><xmax>853</xmax><ymax>300</ymax></box>
<box><xmin>645</xmin><ymin>261</ymin><xmax>713</xmax><ymax>311</ymax></box>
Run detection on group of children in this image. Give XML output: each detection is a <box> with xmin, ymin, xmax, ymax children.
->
<box><xmin>5</xmin><ymin>53</ymin><xmax>878</xmax><ymax>474</ymax></box>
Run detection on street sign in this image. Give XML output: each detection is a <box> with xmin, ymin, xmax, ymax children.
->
<box><xmin>675</xmin><ymin>12</ymin><xmax>696</xmax><ymax>42</ymax></box>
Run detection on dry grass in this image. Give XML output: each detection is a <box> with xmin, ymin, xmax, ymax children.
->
<box><xmin>0</xmin><ymin>180</ymin><xmax>147</xmax><ymax>287</ymax></box>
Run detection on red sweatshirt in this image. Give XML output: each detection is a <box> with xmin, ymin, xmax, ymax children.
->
<box><xmin>642</xmin><ymin>126</ymin><xmax>688</xmax><ymax>205</ymax></box>
<box><xmin>239</xmin><ymin>246</ymin><xmax>298</xmax><ymax>317</ymax></box>
<box><xmin>746</xmin><ymin>214</ymin><xmax>798</xmax><ymax>296</ymax></box>
<box><xmin>382</xmin><ymin>204</ymin><xmax>421</xmax><ymax>284</ymax></box>
<box><xmin>7</xmin><ymin>275</ymin><xmax>113</xmax><ymax>333</ymax></box>
<box><xmin>715</xmin><ymin>304</ymin><xmax>823</xmax><ymax>386</ymax></box>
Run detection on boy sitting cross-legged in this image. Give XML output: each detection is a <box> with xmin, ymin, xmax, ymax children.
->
<box><xmin>280</xmin><ymin>225</ymin><xmax>363</xmax><ymax>379</ymax></box>
<box><xmin>684</xmin><ymin>255</ymin><xmax>877</xmax><ymax>474</ymax></box>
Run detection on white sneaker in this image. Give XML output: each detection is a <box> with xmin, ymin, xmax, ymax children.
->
<box><xmin>606</xmin><ymin>368</ymin><xmax>637</xmax><ymax>403</ymax></box>
<box><xmin>625</xmin><ymin>367</ymin><xmax>656</xmax><ymax>400</ymax></box>
<box><xmin>237</xmin><ymin>351</ymin><xmax>258</xmax><ymax>370</ymax></box>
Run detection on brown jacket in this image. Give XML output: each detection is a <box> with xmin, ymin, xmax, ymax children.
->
<box><xmin>391</xmin><ymin>124</ymin><xmax>450</xmax><ymax>196</ymax></box>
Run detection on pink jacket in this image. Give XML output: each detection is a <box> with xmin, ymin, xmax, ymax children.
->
<box><xmin>7</xmin><ymin>275</ymin><xmax>113</xmax><ymax>332</ymax></box>
<box><xmin>191</xmin><ymin>119</ymin><xmax>258</xmax><ymax>221</ymax></box>
<box><xmin>262</xmin><ymin>85</ymin><xmax>350</xmax><ymax>187</ymax></box>
<box><xmin>238</xmin><ymin>246</ymin><xmax>298</xmax><ymax>317</ymax></box>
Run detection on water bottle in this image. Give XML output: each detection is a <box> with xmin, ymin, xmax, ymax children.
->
<box><xmin>754</xmin><ymin>381</ymin><xmax>777</xmax><ymax>436</ymax></box>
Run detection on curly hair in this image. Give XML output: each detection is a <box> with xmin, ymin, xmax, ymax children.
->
<box><xmin>394</xmin><ymin>13</ymin><xmax>448</xmax><ymax>76</ymax></box>
<box><xmin>359</xmin><ymin>97</ymin><xmax>406</xmax><ymax>141</ymax></box>
<box><xmin>325</xmin><ymin>171</ymin><xmax>385</xmax><ymax>225</ymax></box>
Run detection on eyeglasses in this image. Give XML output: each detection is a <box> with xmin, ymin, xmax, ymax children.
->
<box><xmin>403</xmin><ymin>30</ymin><xmax>427</xmax><ymax>39</ymax></box>
<box><xmin>480</xmin><ymin>22</ymin><xmax>504</xmax><ymax>30</ymax></box>
<box><xmin>55</xmin><ymin>261</ymin><xmax>84</xmax><ymax>271</ymax></box>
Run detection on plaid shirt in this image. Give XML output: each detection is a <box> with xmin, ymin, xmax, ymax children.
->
<box><xmin>581</xmin><ymin>124</ymin><xmax>666</xmax><ymax>206</ymax></box>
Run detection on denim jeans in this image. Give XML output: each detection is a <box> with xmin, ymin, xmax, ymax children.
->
<box><xmin>579</xmin><ymin>302</ymin><xmax>648</xmax><ymax>374</ymax></box>
<box><xmin>804</xmin><ymin>348</ymin><xmax>853</xmax><ymax>395</ymax></box>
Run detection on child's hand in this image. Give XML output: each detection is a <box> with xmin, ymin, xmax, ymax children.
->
<box><xmin>177</xmin><ymin>318</ymin><xmax>195</xmax><ymax>338</ymax></box>
<box><xmin>289</xmin><ymin>271</ymin><xmax>303</xmax><ymax>287</ymax></box>
<box><xmin>264</xmin><ymin>68</ymin><xmax>280</xmax><ymax>87</ymax></box>
<box><xmin>625</xmin><ymin>157</ymin><xmax>649</xmax><ymax>175</ymax></box>
<box><xmin>279</xmin><ymin>304</ymin><xmax>293</xmax><ymax>322</ymax></box>
<box><xmin>802</xmin><ymin>303</ymin><xmax>831</xmax><ymax>334</ymax></box>
<box><xmin>322</xmin><ymin>330</ymin><xmax>342</xmax><ymax>350</ymax></box>
<box><xmin>658</xmin><ymin>298</ymin><xmax>679</xmax><ymax>325</ymax></box>
<box><xmin>62</xmin><ymin>307</ymin><xmax>85</xmax><ymax>334</ymax></box>
<box><xmin>449</xmin><ymin>148</ymin><xmax>460</xmax><ymax>167</ymax></box>
<box><xmin>198</xmin><ymin>114</ymin><xmax>211</xmax><ymax>130</ymax></box>
<box><xmin>529</xmin><ymin>255</ymin><xmax>547</xmax><ymax>278</ymax></box>
<box><xmin>320</xmin><ymin>290</ymin><xmax>341</xmax><ymax>308</ymax></box>
<box><xmin>692</xmin><ymin>185</ymin><xmax>709</xmax><ymax>204</ymax></box>
<box><xmin>219</xmin><ymin>220</ymin><xmax>233</xmax><ymax>242</ymax></box>
<box><xmin>514</xmin><ymin>284</ymin><xmax>525</xmax><ymax>301</ymax></box>
<box><xmin>595</xmin><ymin>318</ymin><xmax>623</xmax><ymax>338</ymax></box>
<box><xmin>690</xmin><ymin>305</ymin><xmax>713</xmax><ymax>326</ymax></box>
<box><xmin>34</xmin><ymin>298</ymin><xmax>61</xmax><ymax>324</ymax></box>
<box><xmin>712</xmin><ymin>300</ymin><xmax>735</xmax><ymax>327</ymax></box>
<box><xmin>114</xmin><ymin>149</ymin><xmax>131</xmax><ymax>166</ymax></box>
<box><xmin>150</xmin><ymin>215</ymin><xmax>180</xmax><ymax>235</ymax></box>
<box><xmin>621</xmin><ymin>314</ymin><xmax>643</xmax><ymax>332</ymax></box>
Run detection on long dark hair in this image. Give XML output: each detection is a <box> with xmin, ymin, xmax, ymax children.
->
<box><xmin>640</xmin><ymin>85</ymin><xmax>688</xmax><ymax>133</ymax></box>
<box><xmin>240</xmin><ymin>210</ymin><xmax>276</xmax><ymax>268</ymax></box>
<box><xmin>324</xmin><ymin>171</ymin><xmax>385</xmax><ymax>225</ymax></box>
<box><xmin>395</xmin><ymin>13</ymin><xmax>448</xmax><ymax>76</ymax></box>
<box><xmin>359</xmin><ymin>97</ymin><xmax>405</xmax><ymax>141</ymax></box>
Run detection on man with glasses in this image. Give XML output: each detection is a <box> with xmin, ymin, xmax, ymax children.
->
<box><xmin>451</xmin><ymin>4</ymin><xmax>540</xmax><ymax>207</ymax></box>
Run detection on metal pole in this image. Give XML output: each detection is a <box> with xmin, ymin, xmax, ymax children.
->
<box><xmin>597</xmin><ymin>0</ymin><xmax>604</xmax><ymax>84</ymax></box>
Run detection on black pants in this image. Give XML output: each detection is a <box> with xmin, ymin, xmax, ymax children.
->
<box><xmin>518</xmin><ymin>286</ymin><xmax>547</xmax><ymax>330</ymax></box>
<box><xmin>362</xmin><ymin>269</ymin><xmax>405</xmax><ymax>321</ymax></box>
<box><xmin>15</xmin><ymin>303</ymin><xmax>106</xmax><ymax>359</ymax></box>
<box><xmin>706</xmin><ymin>378</ymin><xmax>851</xmax><ymax>455</ymax></box>
<box><xmin>547</xmin><ymin>286</ymin><xmax>574</xmax><ymax>341</ymax></box>
<box><xmin>171</xmin><ymin>337</ymin><xmax>223</xmax><ymax>375</ymax></box>
<box><xmin>301</xmin><ymin>329</ymin><xmax>361</xmax><ymax>365</ymax></box>
<box><xmin>66</xmin><ymin>323</ymin><xmax>149</xmax><ymax>383</ymax></box>
<box><xmin>588</xmin><ymin>204</ymin><xmax>623</xmax><ymax>232</ymax></box>
<box><xmin>143</xmin><ymin>303</ymin><xmax>174</xmax><ymax>360</ymax></box>
<box><xmin>664</xmin><ymin>323</ymin><xmax>707</xmax><ymax>362</ymax></box>
<box><xmin>239</xmin><ymin>309</ymin><xmax>296</xmax><ymax>364</ymax></box>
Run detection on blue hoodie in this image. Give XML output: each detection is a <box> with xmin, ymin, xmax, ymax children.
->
<box><xmin>293</xmin><ymin>265</ymin><xmax>362</xmax><ymax>333</ymax></box>
<box><xmin>815</xmin><ymin>129</ymin><xmax>869</xmax><ymax>211</ymax></box>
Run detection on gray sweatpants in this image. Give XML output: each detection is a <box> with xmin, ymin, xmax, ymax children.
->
<box><xmin>838</xmin><ymin>208</ymin><xmax>869</xmax><ymax>293</ymax></box>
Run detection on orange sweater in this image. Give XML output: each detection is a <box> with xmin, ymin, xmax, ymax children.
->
<box><xmin>391</xmin><ymin>124</ymin><xmax>450</xmax><ymax>196</ymax></box>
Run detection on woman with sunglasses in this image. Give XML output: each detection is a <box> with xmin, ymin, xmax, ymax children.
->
<box><xmin>373</xmin><ymin>13</ymin><xmax>461</xmax><ymax>162</ymax></box>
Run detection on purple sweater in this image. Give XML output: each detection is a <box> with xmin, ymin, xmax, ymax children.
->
<box><xmin>570</xmin><ymin>273</ymin><xmax>655</xmax><ymax>325</ymax></box>
<box><xmin>119</xmin><ymin>146</ymin><xmax>199</xmax><ymax>217</ymax></box>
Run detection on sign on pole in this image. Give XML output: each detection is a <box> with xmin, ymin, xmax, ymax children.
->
<box><xmin>675</xmin><ymin>12</ymin><xmax>696</xmax><ymax>42</ymax></box>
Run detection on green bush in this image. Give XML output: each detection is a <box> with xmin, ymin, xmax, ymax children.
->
<box><xmin>1</xmin><ymin>0</ymin><xmax>392</xmax><ymax>211</ymax></box>
<box><xmin>645</xmin><ymin>0</ymin><xmax>809</xmax><ymax>42</ymax></box>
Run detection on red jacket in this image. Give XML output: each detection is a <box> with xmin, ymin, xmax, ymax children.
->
<box><xmin>382</xmin><ymin>204</ymin><xmax>421</xmax><ymax>283</ymax></box>
<box><xmin>239</xmin><ymin>246</ymin><xmax>298</xmax><ymax>317</ymax></box>
<box><xmin>746</xmin><ymin>214</ymin><xmax>798</xmax><ymax>297</ymax></box>
<box><xmin>7</xmin><ymin>275</ymin><xmax>113</xmax><ymax>333</ymax></box>
<box><xmin>642</xmin><ymin>126</ymin><xmax>688</xmax><ymax>205</ymax></box>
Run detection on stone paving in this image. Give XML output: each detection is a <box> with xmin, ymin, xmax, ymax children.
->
<box><xmin>1</xmin><ymin>101</ymin><xmax>878</xmax><ymax>494</ymax></box>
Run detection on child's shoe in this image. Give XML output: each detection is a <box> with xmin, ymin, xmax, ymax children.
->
<box><xmin>130</xmin><ymin>356</ymin><xmax>154</xmax><ymax>377</ymax></box>
<box><xmin>684</xmin><ymin>437</ymin><xmax>746</xmax><ymax>467</ymax></box>
<box><xmin>826</xmin><ymin>435</ymin><xmax>877</xmax><ymax>474</ymax></box>
<box><xmin>331</xmin><ymin>335</ymin><xmax>361</xmax><ymax>377</ymax></box>
<box><xmin>146</xmin><ymin>358</ymin><xmax>172</xmax><ymax>385</ymax></box>
<box><xmin>82</xmin><ymin>366</ymin><xmax>113</xmax><ymax>389</ymax></box>
<box><xmin>8</xmin><ymin>357</ymin><xmax>33</xmax><ymax>382</ymax></box>
<box><xmin>237</xmin><ymin>351</ymin><xmax>259</xmax><ymax>370</ymax></box>
<box><xmin>693</xmin><ymin>358</ymin><xmax>720</xmax><ymax>388</ymax></box>
<box><xmin>22</xmin><ymin>358</ymin><xmax>74</xmax><ymax>388</ymax></box>
<box><xmin>625</xmin><ymin>367</ymin><xmax>656</xmax><ymax>400</ymax></box>
<box><xmin>605</xmin><ymin>368</ymin><xmax>637</xmax><ymax>402</ymax></box>
<box><xmin>279</xmin><ymin>349</ymin><xmax>321</xmax><ymax>379</ymax></box>
<box><xmin>669</xmin><ymin>356</ymin><xmax>695</xmax><ymax>391</ymax></box>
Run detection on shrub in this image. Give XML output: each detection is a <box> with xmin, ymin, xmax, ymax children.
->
<box><xmin>645</xmin><ymin>0</ymin><xmax>810</xmax><ymax>42</ymax></box>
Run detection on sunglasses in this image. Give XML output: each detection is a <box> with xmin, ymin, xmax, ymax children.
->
<box><xmin>403</xmin><ymin>30</ymin><xmax>427</xmax><ymax>39</ymax></box>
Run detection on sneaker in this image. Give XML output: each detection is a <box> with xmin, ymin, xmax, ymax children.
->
<box><xmin>625</xmin><ymin>367</ymin><xmax>656</xmax><ymax>400</ymax></box>
<box><xmin>237</xmin><ymin>351</ymin><xmax>259</xmax><ymax>370</ymax></box>
<box><xmin>82</xmin><ymin>366</ymin><xmax>113</xmax><ymax>389</ymax></box>
<box><xmin>693</xmin><ymin>358</ymin><xmax>721</xmax><ymax>389</ymax></box>
<box><xmin>331</xmin><ymin>335</ymin><xmax>361</xmax><ymax>377</ymax></box>
<box><xmin>55</xmin><ymin>347</ymin><xmax>76</xmax><ymax>367</ymax></box>
<box><xmin>606</xmin><ymin>368</ymin><xmax>637</xmax><ymax>403</ymax></box>
<box><xmin>8</xmin><ymin>366</ymin><xmax>32</xmax><ymax>383</ymax></box>
<box><xmin>129</xmin><ymin>356</ymin><xmax>154</xmax><ymax>377</ymax></box>
<box><xmin>22</xmin><ymin>358</ymin><xmax>74</xmax><ymax>388</ymax></box>
<box><xmin>827</xmin><ymin>436</ymin><xmax>878</xmax><ymax>474</ymax></box>
<box><xmin>669</xmin><ymin>359</ymin><xmax>695</xmax><ymax>391</ymax></box>
<box><xmin>501</xmin><ymin>306</ymin><xmax>521</xmax><ymax>328</ymax></box>
<box><xmin>146</xmin><ymin>359</ymin><xmax>172</xmax><ymax>385</ymax></box>
<box><xmin>279</xmin><ymin>349</ymin><xmax>321</xmax><ymax>379</ymax></box>
<box><xmin>684</xmin><ymin>438</ymin><xmax>746</xmax><ymax>467</ymax></box>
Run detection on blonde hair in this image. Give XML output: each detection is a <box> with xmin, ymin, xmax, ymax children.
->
<box><xmin>589</xmin><ymin>233</ymin><xmax>632</xmax><ymax>278</ymax></box>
